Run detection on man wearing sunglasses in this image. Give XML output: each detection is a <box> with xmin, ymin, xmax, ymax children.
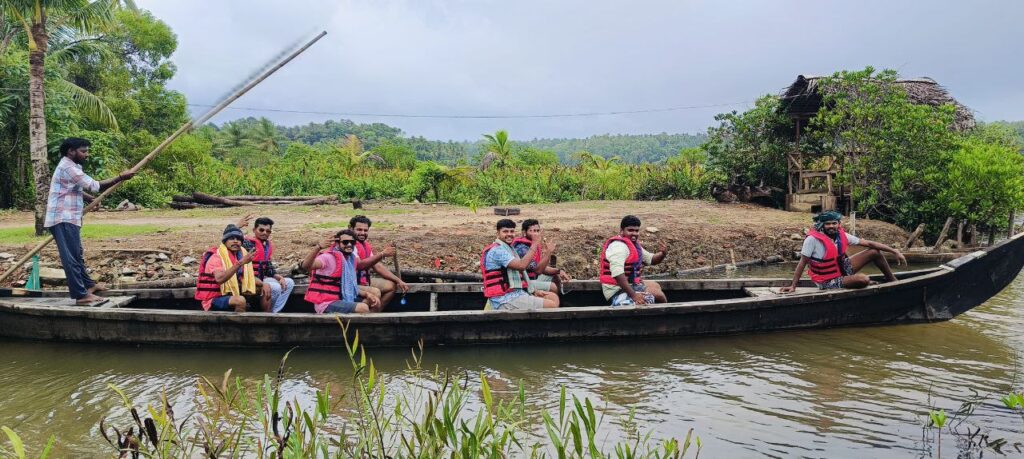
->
<box><xmin>301</xmin><ymin>229</ymin><xmax>387</xmax><ymax>314</ymax></box>
<box><xmin>237</xmin><ymin>215</ymin><xmax>294</xmax><ymax>313</ymax></box>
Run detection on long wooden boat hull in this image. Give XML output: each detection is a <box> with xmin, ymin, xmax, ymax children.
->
<box><xmin>1</xmin><ymin>232</ymin><xmax>1022</xmax><ymax>347</ymax></box>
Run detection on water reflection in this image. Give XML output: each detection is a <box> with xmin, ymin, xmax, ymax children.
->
<box><xmin>1</xmin><ymin>275</ymin><xmax>1023</xmax><ymax>458</ymax></box>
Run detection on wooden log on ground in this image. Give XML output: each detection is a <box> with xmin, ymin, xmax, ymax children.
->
<box><xmin>224</xmin><ymin>195</ymin><xmax>329</xmax><ymax>201</ymax></box>
<box><xmin>169</xmin><ymin>202</ymin><xmax>225</xmax><ymax>210</ymax></box>
<box><xmin>932</xmin><ymin>217</ymin><xmax>955</xmax><ymax>253</ymax></box>
<box><xmin>171</xmin><ymin>195</ymin><xmax>194</xmax><ymax>202</ymax></box>
<box><xmin>192</xmin><ymin>192</ymin><xmax>255</xmax><ymax>207</ymax></box>
<box><xmin>399</xmin><ymin>268</ymin><xmax>482</xmax><ymax>282</ymax></box>
<box><xmin>293</xmin><ymin>196</ymin><xmax>339</xmax><ymax>206</ymax></box>
<box><xmin>904</xmin><ymin>223</ymin><xmax>926</xmax><ymax>248</ymax></box>
<box><xmin>494</xmin><ymin>207</ymin><xmax>520</xmax><ymax>216</ymax></box>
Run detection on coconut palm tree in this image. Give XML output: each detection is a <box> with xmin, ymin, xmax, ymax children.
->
<box><xmin>573</xmin><ymin>151</ymin><xmax>622</xmax><ymax>171</ymax></box>
<box><xmin>214</xmin><ymin>122</ymin><xmax>248</xmax><ymax>157</ymax></box>
<box><xmin>481</xmin><ymin>130</ymin><xmax>513</xmax><ymax>170</ymax></box>
<box><xmin>336</xmin><ymin>134</ymin><xmax>376</xmax><ymax>167</ymax></box>
<box><xmin>1</xmin><ymin>0</ymin><xmax>135</xmax><ymax>234</ymax></box>
<box><xmin>246</xmin><ymin>117</ymin><xmax>283</xmax><ymax>156</ymax></box>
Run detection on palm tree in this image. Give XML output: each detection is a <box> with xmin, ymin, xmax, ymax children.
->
<box><xmin>336</xmin><ymin>134</ymin><xmax>374</xmax><ymax>167</ymax></box>
<box><xmin>246</xmin><ymin>117</ymin><xmax>283</xmax><ymax>156</ymax></box>
<box><xmin>481</xmin><ymin>130</ymin><xmax>512</xmax><ymax>170</ymax></box>
<box><xmin>2</xmin><ymin>0</ymin><xmax>135</xmax><ymax>234</ymax></box>
<box><xmin>214</xmin><ymin>122</ymin><xmax>248</xmax><ymax>157</ymax></box>
<box><xmin>573</xmin><ymin>151</ymin><xmax>622</xmax><ymax>171</ymax></box>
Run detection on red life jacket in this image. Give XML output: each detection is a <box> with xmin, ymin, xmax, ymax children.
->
<box><xmin>354</xmin><ymin>239</ymin><xmax>373</xmax><ymax>286</ymax></box>
<box><xmin>304</xmin><ymin>250</ymin><xmax>345</xmax><ymax>305</ymax></box>
<box><xmin>246</xmin><ymin>237</ymin><xmax>273</xmax><ymax>278</ymax></box>
<box><xmin>480</xmin><ymin>243</ymin><xmax>529</xmax><ymax>298</ymax></box>
<box><xmin>599</xmin><ymin>236</ymin><xmax>644</xmax><ymax>286</ymax></box>
<box><xmin>511</xmin><ymin>237</ymin><xmax>541</xmax><ymax>279</ymax></box>
<box><xmin>806</xmin><ymin>227</ymin><xmax>850</xmax><ymax>284</ymax></box>
<box><xmin>194</xmin><ymin>248</ymin><xmax>223</xmax><ymax>306</ymax></box>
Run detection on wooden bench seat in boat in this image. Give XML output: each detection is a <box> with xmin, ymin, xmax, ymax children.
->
<box><xmin>0</xmin><ymin>295</ymin><xmax>136</xmax><ymax>308</ymax></box>
<box><xmin>743</xmin><ymin>287</ymin><xmax>822</xmax><ymax>297</ymax></box>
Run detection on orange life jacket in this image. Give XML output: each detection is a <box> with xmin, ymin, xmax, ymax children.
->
<box><xmin>599</xmin><ymin>236</ymin><xmax>644</xmax><ymax>285</ymax></box>
<box><xmin>480</xmin><ymin>243</ymin><xmax>529</xmax><ymax>298</ymax></box>
<box><xmin>246</xmin><ymin>237</ymin><xmax>273</xmax><ymax>278</ymax></box>
<box><xmin>806</xmin><ymin>227</ymin><xmax>850</xmax><ymax>284</ymax></box>
<box><xmin>354</xmin><ymin>239</ymin><xmax>373</xmax><ymax>286</ymax></box>
<box><xmin>511</xmin><ymin>237</ymin><xmax>541</xmax><ymax>279</ymax></box>
<box><xmin>304</xmin><ymin>250</ymin><xmax>345</xmax><ymax>304</ymax></box>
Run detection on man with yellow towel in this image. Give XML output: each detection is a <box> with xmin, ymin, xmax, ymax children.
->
<box><xmin>194</xmin><ymin>224</ymin><xmax>269</xmax><ymax>312</ymax></box>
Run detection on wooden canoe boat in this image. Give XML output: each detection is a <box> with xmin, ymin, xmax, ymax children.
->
<box><xmin>2</xmin><ymin>232</ymin><xmax>1022</xmax><ymax>347</ymax></box>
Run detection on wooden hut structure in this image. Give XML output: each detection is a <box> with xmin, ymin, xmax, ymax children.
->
<box><xmin>778</xmin><ymin>75</ymin><xmax>974</xmax><ymax>212</ymax></box>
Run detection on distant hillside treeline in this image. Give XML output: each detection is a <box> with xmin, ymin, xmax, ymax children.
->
<box><xmin>259</xmin><ymin>118</ymin><xmax>704</xmax><ymax>165</ymax></box>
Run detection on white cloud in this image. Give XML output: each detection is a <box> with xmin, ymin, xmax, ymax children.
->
<box><xmin>139</xmin><ymin>0</ymin><xmax>1024</xmax><ymax>140</ymax></box>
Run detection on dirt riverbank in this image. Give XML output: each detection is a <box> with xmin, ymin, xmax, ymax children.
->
<box><xmin>0</xmin><ymin>200</ymin><xmax>908</xmax><ymax>286</ymax></box>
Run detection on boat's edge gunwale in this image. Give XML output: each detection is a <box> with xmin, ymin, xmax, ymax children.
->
<box><xmin>0</xmin><ymin>267</ymin><xmax>952</xmax><ymax>325</ymax></box>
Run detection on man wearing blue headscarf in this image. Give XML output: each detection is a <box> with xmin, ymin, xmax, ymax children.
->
<box><xmin>781</xmin><ymin>210</ymin><xmax>907</xmax><ymax>292</ymax></box>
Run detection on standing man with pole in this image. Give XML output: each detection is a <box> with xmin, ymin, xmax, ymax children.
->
<box><xmin>45</xmin><ymin>138</ymin><xmax>135</xmax><ymax>304</ymax></box>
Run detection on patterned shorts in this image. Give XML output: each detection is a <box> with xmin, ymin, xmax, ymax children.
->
<box><xmin>610</xmin><ymin>283</ymin><xmax>657</xmax><ymax>306</ymax></box>
<box><xmin>815</xmin><ymin>277</ymin><xmax>844</xmax><ymax>290</ymax></box>
<box><xmin>815</xmin><ymin>257</ymin><xmax>854</xmax><ymax>290</ymax></box>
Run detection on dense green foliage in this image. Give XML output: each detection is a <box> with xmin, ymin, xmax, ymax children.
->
<box><xmin>702</xmin><ymin>67</ymin><xmax>1024</xmax><ymax>238</ymax></box>
<box><xmin>0</xmin><ymin>6</ymin><xmax>186</xmax><ymax>209</ymax></box>
<box><xmin>702</xmin><ymin>95</ymin><xmax>791</xmax><ymax>189</ymax></box>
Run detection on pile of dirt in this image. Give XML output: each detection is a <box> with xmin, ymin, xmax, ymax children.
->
<box><xmin>0</xmin><ymin>200</ymin><xmax>908</xmax><ymax>286</ymax></box>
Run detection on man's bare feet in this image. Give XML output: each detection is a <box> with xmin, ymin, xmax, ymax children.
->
<box><xmin>75</xmin><ymin>293</ymin><xmax>106</xmax><ymax>305</ymax></box>
<box><xmin>87</xmin><ymin>283</ymin><xmax>109</xmax><ymax>294</ymax></box>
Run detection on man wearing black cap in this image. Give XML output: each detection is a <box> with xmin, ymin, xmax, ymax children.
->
<box><xmin>194</xmin><ymin>224</ymin><xmax>269</xmax><ymax>312</ymax></box>
<box><xmin>781</xmin><ymin>211</ymin><xmax>907</xmax><ymax>293</ymax></box>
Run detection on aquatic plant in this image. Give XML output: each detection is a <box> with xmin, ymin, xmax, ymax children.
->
<box><xmin>85</xmin><ymin>319</ymin><xmax>699</xmax><ymax>458</ymax></box>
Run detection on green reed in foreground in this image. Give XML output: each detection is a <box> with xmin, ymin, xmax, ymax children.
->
<box><xmin>920</xmin><ymin>389</ymin><xmax>1024</xmax><ymax>458</ymax></box>
<box><xmin>3</xmin><ymin>319</ymin><xmax>700</xmax><ymax>458</ymax></box>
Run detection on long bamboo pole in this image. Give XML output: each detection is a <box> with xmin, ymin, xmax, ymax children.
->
<box><xmin>0</xmin><ymin>31</ymin><xmax>328</xmax><ymax>284</ymax></box>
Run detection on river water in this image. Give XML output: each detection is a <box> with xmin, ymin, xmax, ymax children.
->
<box><xmin>2</xmin><ymin>265</ymin><xmax>1023</xmax><ymax>458</ymax></box>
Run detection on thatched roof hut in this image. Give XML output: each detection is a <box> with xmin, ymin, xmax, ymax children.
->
<box><xmin>780</xmin><ymin>74</ymin><xmax>975</xmax><ymax>131</ymax></box>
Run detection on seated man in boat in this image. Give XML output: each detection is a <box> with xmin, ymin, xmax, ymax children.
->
<box><xmin>512</xmin><ymin>219</ymin><xmax>572</xmax><ymax>294</ymax></box>
<box><xmin>301</xmin><ymin>229</ymin><xmax>383</xmax><ymax>314</ymax></box>
<box><xmin>600</xmin><ymin>215</ymin><xmax>668</xmax><ymax>306</ymax></box>
<box><xmin>780</xmin><ymin>210</ymin><xmax>907</xmax><ymax>293</ymax></box>
<box><xmin>194</xmin><ymin>225</ymin><xmax>270</xmax><ymax>313</ymax></box>
<box><xmin>481</xmin><ymin>219</ymin><xmax>560</xmax><ymax>310</ymax></box>
<box><xmin>235</xmin><ymin>215</ymin><xmax>294</xmax><ymax>313</ymax></box>
<box><xmin>349</xmin><ymin>215</ymin><xmax>406</xmax><ymax>309</ymax></box>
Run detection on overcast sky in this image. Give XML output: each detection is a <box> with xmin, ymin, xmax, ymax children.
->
<box><xmin>138</xmin><ymin>0</ymin><xmax>1023</xmax><ymax>141</ymax></box>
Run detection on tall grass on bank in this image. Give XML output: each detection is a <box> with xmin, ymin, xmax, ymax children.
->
<box><xmin>0</xmin><ymin>321</ymin><xmax>700</xmax><ymax>458</ymax></box>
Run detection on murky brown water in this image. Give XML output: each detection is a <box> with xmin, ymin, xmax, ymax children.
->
<box><xmin>2</xmin><ymin>264</ymin><xmax>1023</xmax><ymax>458</ymax></box>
